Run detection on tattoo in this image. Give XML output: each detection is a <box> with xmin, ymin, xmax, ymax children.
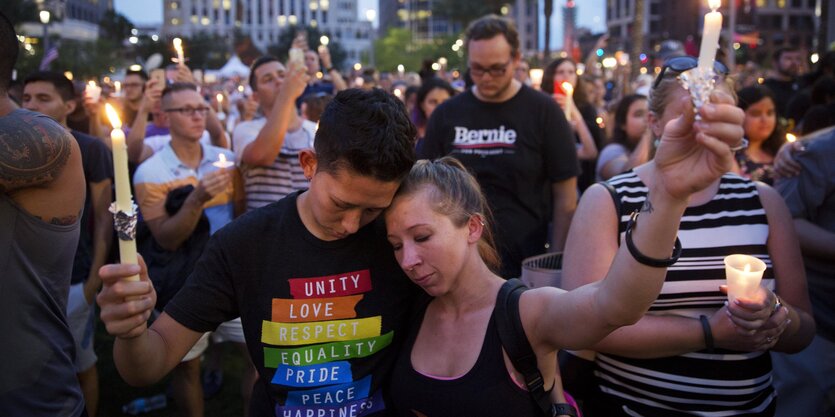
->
<box><xmin>34</xmin><ymin>214</ymin><xmax>80</xmax><ymax>226</ymax></box>
<box><xmin>640</xmin><ymin>193</ymin><xmax>654</xmax><ymax>214</ymax></box>
<box><xmin>0</xmin><ymin>110</ymin><xmax>73</xmax><ymax>193</ymax></box>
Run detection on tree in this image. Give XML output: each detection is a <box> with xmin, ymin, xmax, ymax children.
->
<box><xmin>432</xmin><ymin>0</ymin><xmax>507</xmax><ymax>28</ymax></box>
<box><xmin>266</xmin><ymin>25</ymin><xmax>347</xmax><ymax>70</ymax></box>
<box><xmin>630</xmin><ymin>0</ymin><xmax>645</xmax><ymax>81</ymax></box>
<box><xmin>183</xmin><ymin>32</ymin><xmax>232</xmax><ymax>69</ymax></box>
<box><xmin>99</xmin><ymin>10</ymin><xmax>133</xmax><ymax>43</ymax></box>
<box><xmin>374</xmin><ymin>28</ymin><xmax>464</xmax><ymax>73</ymax></box>
<box><xmin>4</xmin><ymin>0</ymin><xmax>38</xmax><ymax>27</ymax></box>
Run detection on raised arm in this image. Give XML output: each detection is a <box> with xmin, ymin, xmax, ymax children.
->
<box><xmin>97</xmin><ymin>258</ymin><xmax>203</xmax><ymax>386</ymax></box>
<box><xmin>240</xmin><ymin>65</ymin><xmax>309</xmax><ymax>166</ymax></box>
<box><xmin>527</xmin><ymin>91</ymin><xmax>745</xmax><ymax>352</ymax></box>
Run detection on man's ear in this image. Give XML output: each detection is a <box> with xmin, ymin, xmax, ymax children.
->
<box><xmin>64</xmin><ymin>99</ymin><xmax>77</xmax><ymax>119</ymax></box>
<box><xmin>299</xmin><ymin>149</ymin><xmax>318</xmax><ymax>180</ymax></box>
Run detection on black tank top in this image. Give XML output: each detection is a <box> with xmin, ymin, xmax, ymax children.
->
<box><xmin>389</xmin><ymin>296</ymin><xmax>544</xmax><ymax>417</ymax></box>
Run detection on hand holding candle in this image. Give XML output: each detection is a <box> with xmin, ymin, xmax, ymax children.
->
<box><xmin>105</xmin><ymin>104</ymin><xmax>139</xmax><ymax>281</ymax></box>
<box><xmin>724</xmin><ymin>254</ymin><xmax>766</xmax><ymax>303</ymax></box>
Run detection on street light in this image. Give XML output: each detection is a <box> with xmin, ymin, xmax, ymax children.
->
<box><xmin>365</xmin><ymin>9</ymin><xmax>376</xmax><ymax>68</ymax></box>
<box><xmin>39</xmin><ymin>10</ymin><xmax>51</xmax><ymax>53</ymax></box>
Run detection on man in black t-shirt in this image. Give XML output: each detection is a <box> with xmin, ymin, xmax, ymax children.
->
<box><xmin>420</xmin><ymin>15</ymin><xmax>579</xmax><ymax>278</ymax></box>
<box><xmin>763</xmin><ymin>46</ymin><xmax>804</xmax><ymax>120</ymax></box>
<box><xmin>97</xmin><ymin>89</ymin><xmax>418</xmax><ymax>417</ymax></box>
<box><xmin>22</xmin><ymin>71</ymin><xmax>114</xmax><ymax>417</ymax></box>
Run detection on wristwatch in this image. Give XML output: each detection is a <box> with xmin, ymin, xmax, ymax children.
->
<box><xmin>550</xmin><ymin>403</ymin><xmax>578</xmax><ymax>417</ymax></box>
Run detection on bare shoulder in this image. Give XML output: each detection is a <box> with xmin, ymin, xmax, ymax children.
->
<box><xmin>0</xmin><ymin>110</ymin><xmax>75</xmax><ymax>193</ymax></box>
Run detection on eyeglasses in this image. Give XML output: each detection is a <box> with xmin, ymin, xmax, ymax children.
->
<box><xmin>653</xmin><ymin>56</ymin><xmax>729</xmax><ymax>89</ymax></box>
<box><xmin>469</xmin><ymin>60</ymin><xmax>512</xmax><ymax>78</ymax></box>
<box><xmin>164</xmin><ymin>106</ymin><xmax>210</xmax><ymax>116</ymax></box>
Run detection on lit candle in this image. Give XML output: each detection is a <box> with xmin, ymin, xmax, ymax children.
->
<box><xmin>786</xmin><ymin>133</ymin><xmax>797</xmax><ymax>143</ymax></box>
<box><xmin>216</xmin><ymin>93</ymin><xmax>224</xmax><ymax>114</ymax></box>
<box><xmin>698</xmin><ymin>0</ymin><xmax>723</xmax><ymax>71</ymax></box>
<box><xmin>724</xmin><ymin>254</ymin><xmax>766</xmax><ymax>303</ymax></box>
<box><xmin>529</xmin><ymin>68</ymin><xmax>544</xmax><ymax>90</ymax></box>
<box><xmin>173</xmin><ymin>37</ymin><xmax>185</xmax><ymax>64</ymax></box>
<box><xmin>561</xmin><ymin>81</ymin><xmax>575</xmax><ymax>121</ymax></box>
<box><xmin>114</xmin><ymin>80</ymin><xmax>121</xmax><ymax>96</ymax></box>
<box><xmin>85</xmin><ymin>81</ymin><xmax>101</xmax><ymax>103</ymax></box>
<box><xmin>105</xmin><ymin>103</ymin><xmax>139</xmax><ymax>281</ymax></box>
<box><xmin>212</xmin><ymin>153</ymin><xmax>234</xmax><ymax>169</ymax></box>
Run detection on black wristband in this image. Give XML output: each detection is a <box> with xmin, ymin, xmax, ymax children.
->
<box><xmin>625</xmin><ymin>211</ymin><xmax>682</xmax><ymax>267</ymax></box>
<box><xmin>699</xmin><ymin>315</ymin><xmax>714</xmax><ymax>353</ymax></box>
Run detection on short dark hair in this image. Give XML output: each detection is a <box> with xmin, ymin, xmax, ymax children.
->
<box><xmin>161</xmin><ymin>82</ymin><xmax>199</xmax><ymax>107</ymax></box>
<box><xmin>249</xmin><ymin>55</ymin><xmax>280</xmax><ymax>91</ymax></box>
<box><xmin>0</xmin><ymin>11</ymin><xmax>19</xmax><ymax>92</ymax></box>
<box><xmin>315</xmin><ymin>88</ymin><xmax>416</xmax><ymax>182</ymax></box>
<box><xmin>465</xmin><ymin>14</ymin><xmax>520</xmax><ymax>58</ymax></box>
<box><xmin>126</xmin><ymin>68</ymin><xmax>149</xmax><ymax>81</ymax></box>
<box><xmin>773</xmin><ymin>46</ymin><xmax>799</xmax><ymax>62</ymax></box>
<box><xmin>23</xmin><ymin>71</ymin><xmax>76</xmax><ymax>102</ymax></box>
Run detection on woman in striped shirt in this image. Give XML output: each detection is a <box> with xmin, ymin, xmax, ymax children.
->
<box><xmin>562</xmin><ymin>57</ymin><xmax>816</xmax><ymax>417</ymax></box>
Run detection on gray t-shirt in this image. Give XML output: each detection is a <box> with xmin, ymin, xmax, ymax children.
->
<box><xmin>775</xmin><ymin>126</ymin><xmax>835</xmax><ymax>342</ymax></box>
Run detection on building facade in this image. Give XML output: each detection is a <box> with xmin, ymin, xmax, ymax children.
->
<box><xmin>161</xmin><ymin>0</ymin><xmax>374</xmax><ymax>65</ymax></box>
<box><xmin>606</xmin><ymin>0</ymin><xmax>817</xmax><ymax>65</ymax></box>
<box><xmin>377</xmin><ymin>0</ymin><xmax>538</xmax><ymax>58</ymax></box>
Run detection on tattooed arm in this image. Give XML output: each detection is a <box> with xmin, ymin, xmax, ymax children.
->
<box><xmin>0</xmin><ymin>110</ymin><xmax>85</xmax><ymax>224</ymax></box>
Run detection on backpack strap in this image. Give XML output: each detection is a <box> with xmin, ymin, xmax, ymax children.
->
<box><xmin>598</xmin><ymin>181</ymin><xmax>624</xmax><ymax>246</ymax></box>
<box><xmin>495</xmin><ymin>278</ymin><xmax>552</xmax><ymax>415</ymax></box>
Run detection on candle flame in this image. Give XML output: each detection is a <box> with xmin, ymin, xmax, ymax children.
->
<box><xmin>88</xmin><ymin>80</ymin><xmax>96</xmax><ymax>87</ymax></box>
<box><xmin>104</xmin><ymin>103</ymin><xmax>122</xmax><ymax>129</ymax></box>
<box><xmin>708</xmin><ymin>0</ymin><xmax>720</xmax><ymax>11</ymax></box>
<box><xmin>218</xmin><ymin>153</ymin><xmax>227</xmax><ymax>164</ymax></box>
<box><xmin>561</xmin><ymin>82</ymin><xmax>574</xmax><ymax>95</ymax></box>
<box><xmin>173</xmin><ymin>37</ymin><xmax>182</xmax><ymax>48</ymax></box>
<box><xmin>743</xmin><ymin>263</ymin><xmax>751</xmax><ymax>273</ymax></box>
<box><xmin>216</xmin><ymin>93</ymin><xmax>224</xmax><ymax>103</ymax></box>
<box><xmin>786</xmin><ymin>133</ymin><xmax>797</xmax><ymax>143</ymax></box>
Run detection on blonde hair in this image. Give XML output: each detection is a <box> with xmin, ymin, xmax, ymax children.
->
<box><xmin>395</xmin><ymin>157</ymin><xmax>502</xmax><ymax>272</ymax></box>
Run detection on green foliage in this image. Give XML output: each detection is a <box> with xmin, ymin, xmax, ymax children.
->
<box><xmin>431</xmin><ymin>0</ymin><xmax>507</xmax><ymax>27</ymax></box>
<box><xmin>4</xmin><ymin>0</ymin><xmax>38</xmax><ymax>26</ymax></box>
<box><xmin>182</xmin><ymin>32</ymin><xmax>233</xmax><ymax>69</ymax></box>
<box><xmin>374</xmin><ymin>28</ymin><xmax>465</xmax><ymax>73</ymax></box>
<box><xmin>98</xmin><ymin>9</ymin><xmax>134</xmax><ymax>43</ymax></box>
<box><xmin>266</xmin><ymin>25</ymin><xmax>347</xmax><ymax>70</ymax></box>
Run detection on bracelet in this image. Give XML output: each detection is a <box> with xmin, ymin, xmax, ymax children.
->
<box><xmin>771</xmin><ymin>294</ymin><xmax>783</xmax><ymax>316</ymax></box>
<box><xmin>699</xmin><ymin>315</ymin><xmax>715</xmax><ymax>353</ymax></box>
<box><xmin>625</xmin><ymin>211</ymin><xmax>682</xmax><ymax>267</ymax></box>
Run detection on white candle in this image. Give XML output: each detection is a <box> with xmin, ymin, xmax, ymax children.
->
<box><xmin>561</xmin><ymin>81</ymin><xmax>575</xmax><ymax>121</ymax></box>
<box><xmin>85</xmin><ymin>81</ymin><xmax>101</xmax><ymax>103</ymax></box>
<box><xmin>529</xmin><ymin>68</ymin><xmax>544</xmax><ymax>90</ymax></box>
<box><xmin>173</xmin><ymin>37</ymin><xmax>185</xmax><ymax>64</ymax></box>
<box><xmin>212</xmin><ymin>153</ymin><xmax>234</xmax><ymax>169</ymax></box>
<box><xmin>724</xmin><ymin>254</ymin><xmax>766</xmax><ymax>303</ymax></box>
<box><xmin>216</xmin><ymin>93</ymin><xmax>224</xmax><ymax>114</ymax></box>
<box><xmin>698</xmin><ymin>0</ymin><xmax>723</xmax><ymax>71</ymax></box>
<box><xmin>114</xmin><ymin>80</ymin><xmax>121</xmax><ymax>96</ymax></box>
<box><xmin>105</xmin><ymin>103</ymin><xmax>139</xmax><ymax>281</ymax></box>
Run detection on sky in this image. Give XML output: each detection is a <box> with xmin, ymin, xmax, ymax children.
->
<box><xmin>113</xmin><ymin>0</ymin><xmax>607</xmax><ymax>49</ymax></box>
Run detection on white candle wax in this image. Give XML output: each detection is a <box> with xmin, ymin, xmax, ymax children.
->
<box><xmin>212</xmin><ymin>153</ymin><xmax>234</xmax><ymax>169</ymax></box>
<box><xmin>562</xmin><ymin>82</ymin><xmax>575</xmax><ymax>121</ymax></box>
<box><xmin>105</xmin><ymin>104</ymin><xmax>139</xmax><ymax>280</ymax></box>
<box><xmin>173</xmin><ymin>37</ymin><xmax>185</xmax><ymax>64</ymax></box>
<box><xmin>724</xmin><ymin>254</ymin><xmax>766</xmax><ymax>303</ymax></box>
<box><xmin>698</xmin><ymin>0</ymin><xmax>723</xmax><ymax>71</ymax></box>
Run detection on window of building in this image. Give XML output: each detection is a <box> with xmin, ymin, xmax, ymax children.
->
<box><xmin>171</xmin><ymin>17</ymin><xmax>181</xmax><ymax>25</ymax></box>
<box><xmin>171</xmin><ymin>1</ymin><xmax>179</xmax><ymax>10</ymax></box>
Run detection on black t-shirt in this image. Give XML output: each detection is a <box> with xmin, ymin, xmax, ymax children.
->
<box><xmin>165</xmin><ymin>192</ymin><xmax>417</xmax><ymax>417</ymax></box>
<box><xmin>419</xmin><ymin>85</ymin><xmax>580</xmax><ymax>278</ymax></box>
<box><xmin>71</xmin><ymin>130</ymin><xmax>114</xmax><ymax>284</ymax></box>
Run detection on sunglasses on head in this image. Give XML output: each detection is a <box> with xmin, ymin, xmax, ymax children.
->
<box><xmin>653</xmin><ymin>56</ymin><xmax>729</xmax><ymax>89</ymax></box>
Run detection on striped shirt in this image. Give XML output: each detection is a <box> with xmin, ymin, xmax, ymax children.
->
<box><xmin>232</xmin><ymin>118</ymin><xmax>316</xmax><ymax>212</ymax></box>
<box><xmin>596</xmin><ymin>171</ymin><xmax>776</xmax><ymax>416</ymax></box>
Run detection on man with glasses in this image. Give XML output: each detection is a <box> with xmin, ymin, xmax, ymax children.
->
<box><xmin>132</xmin><ymin>82</ymin><xmax>238</xmax><ymax>417</ymax></box>
<box><xmin>85</xmin><ymin>68</ymin><xmax>147</xmax><ymax>139</ymax></box>
<box><xmin>419</xmin><ymin>14</ymin><xmax>579</xmax><ymax>278</ymax></box>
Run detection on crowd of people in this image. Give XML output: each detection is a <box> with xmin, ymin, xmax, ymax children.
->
<box><xmin>2</xmin><ymin>8</ymin><xmax>835</xmax><ymax>417</ymax></box>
